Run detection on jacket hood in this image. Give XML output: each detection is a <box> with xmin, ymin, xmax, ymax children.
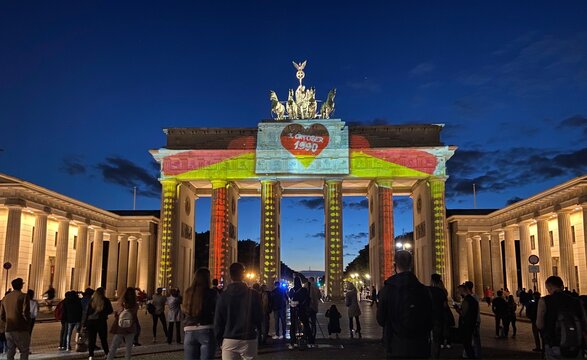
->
<box><xmin>223</xmin><ymin>281</ymin><xmax>250</xmax><ymax>296</ymax></box>
<box><xmin>383</xmin><ymin>271</ymin><xmax>421</xmax><ymax>288</ymax></box>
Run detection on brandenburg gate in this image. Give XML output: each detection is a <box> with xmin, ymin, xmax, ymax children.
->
<box><xmin>151</xmin><ymin>62</ymin><xmax>455</xmax><ymax>298</ymax></box>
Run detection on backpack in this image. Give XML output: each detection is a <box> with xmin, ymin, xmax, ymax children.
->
<box><xmin>392</xmin><ymin>282</ymin><xmax>433</xmax><ymax>338</ymax></box>
<box><xmin>54</xmin><ymin>300</ymin><xmax>65</xmax><ymax>321</ymax></box>
<box><xmin>118</xmin><ymin>309</ymin><xmax>133</xmax><ymax>328</ymax></box>
<box><xmin>555</xmin><ymin>309</ymin><xmax>582</xmax><ymax>357</ymax></box>
<box><xmin>146</xmin><ymin>302</ymin><xmax>156</xmax><ymax>315</ymax></box>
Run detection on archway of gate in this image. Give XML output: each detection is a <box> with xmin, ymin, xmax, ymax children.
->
<box><xmin>151</xmin><ymin>120</ymin><xmax>455</xmax><ymax>298</ymax></box>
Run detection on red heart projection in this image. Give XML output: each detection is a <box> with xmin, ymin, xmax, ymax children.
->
<box><xmin>280</xmin><ymin>124</ymin><xmax>330</xmax><ymax>167</ymax></box>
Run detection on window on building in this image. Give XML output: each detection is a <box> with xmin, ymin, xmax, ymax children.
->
<box><xmin>54</xmin><ymin>232</ymin><xmax>58</xmax><ymax>247</ymax></box>
<box><xmin>530</xmin><ymin>235</ymin><xmax>536</xmax><ymax>250</ymax></box>
<box><xmin>549</xmin><ymin>231</ymin><xmax>554</xmax><ymax>247</ymax></box>
<box><xmin>31</xmin><ymin>226</ymin><xmax>35</xmax><ymax>243</ymax></box>
<box><xmin>571</xmin><ymin>226</ymin><xmax>576</xmax><ymax>244</ymax></box>
<box><xmin>73</xmin><ymin>235</ymin><xmax>78</xmax><ymax>250</ymax></box>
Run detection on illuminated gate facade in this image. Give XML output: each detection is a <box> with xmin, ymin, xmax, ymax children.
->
<box><xmin>151</xmin><ymin>64</ymin><xmax>455</xmax><ymax>298</ymax></box>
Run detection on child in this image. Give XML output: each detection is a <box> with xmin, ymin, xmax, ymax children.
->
<box><xmin>325</xmin><ymin>304</ymin><xmax>342</xmax><ymax>339</ymax></box>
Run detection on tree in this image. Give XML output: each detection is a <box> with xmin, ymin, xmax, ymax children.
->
<box><xmin>344</xmin><ymin>244</ymin><xmax>369</xmax><ymax>277</ymax></box>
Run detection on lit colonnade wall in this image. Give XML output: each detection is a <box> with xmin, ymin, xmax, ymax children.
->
<box><xmin>152</xmin><ymin>121</ymin><xmax>455</xmax><ymax>298</ymax></box>
<box><xmin>0</xmin><ymin>174</ymin><xmax>159</xmax><ymax>299</ymax></box>
<box><xmin>447</xmin><ymin>175</ymin><xmax>587</xmax><ymax>298</ymax></box>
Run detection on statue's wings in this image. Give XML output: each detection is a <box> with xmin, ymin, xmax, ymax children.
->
<box><xmin>292</xmin><ymin>60</ymin><xmax>307</xmax><ymax>71</ymax></box>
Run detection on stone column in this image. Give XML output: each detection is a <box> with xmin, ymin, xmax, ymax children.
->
<box><xmin>138</xmin><ymin>235</ymin><xmax>150</xmax><ymax>292</ymax></box>
<box><xmin>480</xmin><ymin>234</ymin><xmax>492</xmax><ymax>293</ymax></box>
<box><xmin>117</xmin><ymin>235</ymin><xmax>129</xmax><ymax>295</ymax></box>
<box><xmin>537</xmin><ymin>218</ymin><xmax>553</xmax><ymax>294</ymax></box>
<box><xmin>91</xmin><ymin>229</ymin><xmax>104</xmax><ymax>288</ymax></box>
<box><xmin>127</xmin><ymin>237</ymin><xmax>138</xmax><ymax>288</ymax></box>
<box><xmin>490</xmin><ymin>231</ymin><xmax>504</xmax><ymax>291</ymax></box>
<box><xmin>466</xmin><ymin>237</ymin><xmax>475</xmax><ymax>285</ymax></box>
<box><xmin>504</xmin><ymin>226</ymin><xmax>518</xmax><ymax>292</ymax></box>
<box><xmin>158</xmin><ymin>178</ymin><xmax>178</xmax><ymax>289</ymax></box>
<box><xmin>456</xmin><ymin>233</ymin><xmax>468</xmax><ymax>285</ymax></box>
<box><xmin>369</xmin><ymin>180</ymin><xmax>395</xmax><ymax>293</ymax></box>
<box><xmin>324</xmin><ymin>180</ymin><xmax>343</xmax><ymax>299</ymax></box>
<box><xmin>73</xmin><ymin>223</ymin><xmax>89</xmax><ymax>291</ymax></box>
<box><xmin>557</xmin><ymin>210</ymin><xmax>576</xmax><ymax>290</ymax></box>
<box><xmin>260</xmin><ymin>180</ymin><xmax>281</xmax><ymax>286</ymax></box>
<box><xmin>519</xmin><ymin>221</ymin><xmax>532</xmax><ymax>290</ymax></box>
<box><xmin>472</xmin><ymin>235</ymin><xmax>483</xmax><ymax>296</ymax></box>
<box><xmin>105</xmin><ymin>233</ymin><xmax>119</xmax><ymax>298</ymax></box>
<box><xmin>429</xmin><ymin>177</ymin><xmax>448</xmax><ymax>278</ymax></box>
<box><xmin>209</xmin><ymin>180</ymin><xmax>230</xmax><ymax>284</ymax></box>
<box><xmin>29</xmin><ymin>211</ymin><xmax>49</xmax><ymax>296</ymax></box>
<box><xmin>54</xmin><ymin>219</ymin><xmax>70</xmax><ymax>297</ymax></box>
<box><xmin>2</xmin><ymin>205</ymin><xmax>22</xmax><ymax>293</ymax></box>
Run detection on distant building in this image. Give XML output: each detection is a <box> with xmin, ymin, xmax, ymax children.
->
<box><xmin>446</xmin><ymin>175</ymin><xmax>587</xmax><ymax>297</ymax></box>
<box><xmin>0</xmin><ymin>173</ymin><xmax>159</xmax><ymax>299</ymax></box>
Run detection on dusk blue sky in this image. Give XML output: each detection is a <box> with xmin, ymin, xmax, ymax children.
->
<box><xmin>1</xmin><ymin>2</ymin><xmax>586</xmax><ymax>271</ymax></box>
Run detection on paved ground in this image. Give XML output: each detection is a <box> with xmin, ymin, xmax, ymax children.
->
<box><xmin>18</xmin><ymin>300</ymin><xmax>540</xmax><ymax>359</ymax></box>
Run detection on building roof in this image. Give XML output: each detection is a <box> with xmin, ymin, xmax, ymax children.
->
<box><xmin>108</xmin><ymin>210</ymin><xmax>160</xmax><ymax>218</ymax></box>
<box><xmin>446</xmin><ymin>209</ymin><xmax>499</xmax><ymax>217</ymax></box>
<box><xmin>162</xmin><ymin>123</ymin><xmax>445</xmax><ymax>150</ymax></box>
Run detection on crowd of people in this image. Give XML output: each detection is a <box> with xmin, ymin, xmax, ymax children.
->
<box><xmin>0</xmin><ymin>252</ymin><xmax>586</xmax><ymax>359</ymax></box>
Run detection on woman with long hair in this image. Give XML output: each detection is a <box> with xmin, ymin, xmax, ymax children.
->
<box><xmin>83</xmin><ymin>287</ymin><xmax>113</xmax><ymax>360</ymax></box>
<box><xmin>107</xmin><ymin>287</ymin><xmax>139</xmax><ymax>360</ymax></box>
<box><xmin>182</xmin><ymin>268</ymin><xmax>218</xmax><ymax>360</ymax></box>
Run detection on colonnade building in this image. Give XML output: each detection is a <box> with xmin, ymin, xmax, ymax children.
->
<box><xmin>0</xmin><ymin>174</ymin><xmax>159</xmax><ymax>299</ymax></box>
<box><xmin>447</xmin><ymin>175</ymin><xmax>587</xmax><ymax>298</ymax></box>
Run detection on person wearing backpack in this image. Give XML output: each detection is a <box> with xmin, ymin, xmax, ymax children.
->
<box><xmin>106</xmin><ymin>287</ymin><xmax>138</xmax><ymax>360</ymax></box>
<box><xmin>377</xmin><ymin>250</ymin><xmax>433</xmax><ymax>359</ymax></box>
<box><xmin>456</xmin><ymin>283</ymin><xmax>480</xmax><ymax>359</ymax></box>
<box><xmin>537</xmin><ymin>276</ymin><xmax>587</xmax><ymax>359</ymax></box>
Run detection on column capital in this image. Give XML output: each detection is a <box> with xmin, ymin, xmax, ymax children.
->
<box><xmin>325</xmin><ymin>178</ymin><xmax>343</xmax><ymax>184</ymax></box>
<box><xmin>211</xmin><ymin>180</ymin><xmax>228</xmax><ymax>189</ymax></box>
<box><xmin>556</xmin><ymin>208</ymin><xmax>573</xmax><ymax>216</ymax></box>
<box><xmin>375</xmin><ymin>179</ymin><xmax>393</xmax><ymax>188</ymax></box>
<box><xmin>160</xmin><ymin>177</ymin><xmax>178</xmax><ymax>185</ymax></box>
<box><xmin>428</xmin><ymin>176</ymin><xmax>448</xmax><ymax>183</ymax></box>
<box><xmin>466</xmin><ymin>237</ymin><xmax>473</xmax><ymax>243</ymax></box>
<box><xmin>472</xmin><ymin>234</ymin><xmax>482</xmax><ymax>241</ymax></box>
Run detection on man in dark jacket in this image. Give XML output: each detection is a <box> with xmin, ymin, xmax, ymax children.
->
<box><xmin>525</xmin><ymin>291</ymin><xmax>542</xmax><ymax>352</ymax></box>
<box><xmin>270</xmin><ymin>281</ymin><xmax>287</xmax><ymax>340</ymax></box>
<box><xmin>288</xmin><ymin>276</ymin><xmax>311</xmax><ymax>348</ymax></box>
<box><xmin>457</xmin><ymin>283</ymin><xmax>480</xmax><ymax>359</ymax></box>
<box><xmin>377</xmin><ymin>250</ymin><xmax>433</xmax><ymax>359</ymax></box>
<box><xmin>537</xmin><ymin>276</ymin><xmax>587</xmax><ymax>359</ymax></box>
<box><xmin>491</xmin><ymin>290</ymin><xmax>507</xmax><ymax>338</ymax></box>
<box><xmin>215</xmin><ymin>263</ymin><xmax>263</xmax><ymax>359</ymax></box>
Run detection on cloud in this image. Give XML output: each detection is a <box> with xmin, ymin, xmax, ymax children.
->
<box><xmin>393</xmin><ymin>198</ymin><xmax>412</xmax><ymax>214</ymax></box>
<box><xmin>558</xmin><ymin>115</ymin><xmax>587</xmax><ymax>136</ymax></box>
<box><xmin>409</xmin><ymin>62</ymin><xmax>435</xmax><ymax>76</ymax></box>
<box><xmin>346</xmin><ymin>77</ymin><xmax>382</xmax><ymax>93</ymax></box>
<box><xmin>506</xmin><ymin>196</ymin><xmax>524</xmax><ymax>206</ymax></box>
<box><xmin>446</xmin><ymin>146</ymin><xmax>587</xmax><ymax>197</ymax></box>
<box><xmin>296</xmin><ymin>218</ymin><xmax>319</xmax><ymax>224</ymax></box>
<box><xmin>458</xmin><ymin>32</ymin><xmax>587</xmax><ymax>97</ymax></box>
<box><xmin>96</xmin><ymin>156</ymin><xmax>161</xmax><ymax>198</ymax></box>
<box><xmin>345</xmin><ymin>232</ymin><xmax>368</xmax><ymax>242</ymax></box>
<box><xmin>61</xmin><ymin>157</ymin><xmax>87</xmax><ymax>175</ymax></box>
<box><xmin>309</xmin><ymin>232</ymin><xmax>325</xmax><ymax>239</ymax></box>
<box><xmin>344</xmin><ymin>199</ymin><xmax>368</xmax><ymax>210</ymax></box>
<box><xmin>297</xmin><ymin>199</ymin><xmax>324</xmax><ymax>210</ymax></box>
